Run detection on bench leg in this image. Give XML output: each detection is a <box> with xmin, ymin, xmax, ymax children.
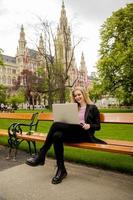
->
<box><xmin>6</xmin><ymin>146</ymin><xmax>12</xmax><ymax>160</ymax></box>
<box><xmin>32</xmin><ymin>141</ymin><xmax>37</xmax><ymax>154</ymax></box>
<box><xmin>7</xmin><ymin>137</ymin><xmax>21</xmax><ymax>161</ymax></box>
<box><xmin>27</xmin><ymin>141</ymin><xmax>32</xmax><ymax>155</ymax></box>
<box><xmin>13</xmin><ymin>147</ymin><xmax>18</xmax><ymax>161</ymax></box>
<box><xmin>6</xmin><ymin>145</ymin><xmax>18</xmax><ymax>161</ymax></box>
<box><xmin>6</xmin><ymin>138</ymin><xmax>13</xmax><ymax>160</ymax></box>
<box><xmin>12</xmin><ymin>140</ymin><xmax>21</xmax><ymax>161</ymax></box>
<box><xmin>27</xmin><ymin>141</ymin><xmax>37</xmax><ymax>155</ymax></box>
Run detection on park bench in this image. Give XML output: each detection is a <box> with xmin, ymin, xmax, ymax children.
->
<box><xmin>0</xmin><ymin>112</ymin><xmax>133</xmax><ymax>160</ymax></box>
<box><xmin>0</xmin><ymin>112</ymin><xmax>39</xmax><ymax>159</ymax></box>
<box><xmin>27</xmin><ymin>112</ymin><xmax>133</xmax><ymax>155</ymax></box>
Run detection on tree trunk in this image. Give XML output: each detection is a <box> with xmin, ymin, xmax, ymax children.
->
<box><xmin>47</xmin><ymin>82</ymin><xmax>53</xmax><ymax>109</ymax></box>
<box><xmin>59</xmin><ymin>83</ymin><xmax>66</xmax><ymax>103</ymax></box>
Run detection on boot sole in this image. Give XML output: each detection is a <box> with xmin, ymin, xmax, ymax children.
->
<box><xmin>26</xmin><ymin>161</ymin><xmax>44</xmax><ymax>167</ymax></box>
<box><xmin>52</xmin><ymin>172</ymin><xmax>67</xmax><ymax>184</ymax></box>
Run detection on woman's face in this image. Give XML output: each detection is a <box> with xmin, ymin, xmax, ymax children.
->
<box><xmin>73</xmin><ymin>89</ymin><xmax>85</xmax><ymax>105</ymax></box>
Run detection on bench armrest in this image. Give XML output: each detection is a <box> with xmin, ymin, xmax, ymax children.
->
<box><xmin>8</xmin><ymin>122</ymin><xmax>38</xmax><ymax>138</ymax></box>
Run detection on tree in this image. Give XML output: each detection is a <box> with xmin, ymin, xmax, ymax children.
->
<box><xmin>0</xmin><ymin>49</ymin><xmax>4</xmax><ymax>66</ymax></box>
<box><xmin>37</xmin><ymin>19</ymin><xmax>81</xmax><ymax>107</ymax></box>
<box><xmin>97</xmin><ymin>4</ymin><xmax>133</xmax><ymax>105</ymax></box>
<box><xmin>13</xmin><ymin>69</ymin><xmax>43</xmax><ymax>108</ymax></box>
<box><xmin>7</xmin><ymin>89</ymin><xmax>25</xmax><ymax>109</ymax></box>
<box><xmin>89</xmin><ymin>81</ymin><xmax>104</xmax><ymax>103</ymax></box>
<box><xmin>0</xmin><ymin>84</ymin><xmax>7</xmax><ymax>104</ymax></box>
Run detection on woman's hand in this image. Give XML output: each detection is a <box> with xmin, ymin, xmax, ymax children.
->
<box><xmin>81</xmin><ymin>123</ymin><xmax>90</xmax><ymax>130</ymax></box>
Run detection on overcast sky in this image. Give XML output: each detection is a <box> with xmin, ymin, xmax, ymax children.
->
<box><xmin>0</xmin><ymin>0</ymin><xmax>132</xmax><ymax>75</ymax></box>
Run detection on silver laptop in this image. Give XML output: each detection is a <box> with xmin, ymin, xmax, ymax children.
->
<box><xmin>52</xmin><ymin>103</ymin><xmax>80</xmax><ymax>124</ymax></box>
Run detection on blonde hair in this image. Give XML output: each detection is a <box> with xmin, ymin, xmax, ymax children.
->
<box><xmin>71</xmin><ymin>86</ymin><xmax>93</xmax><ymax>106</ymax></box>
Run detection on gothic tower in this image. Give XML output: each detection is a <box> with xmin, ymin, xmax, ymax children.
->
<box><xmin>79</xmin><ymin>52</ymin><xmax>88</xmax><ymax>87</ymax></box>
<box><xmin>37</xmin><ymin>34</ymin><xmax>45</xmax><ymax>66</ymax></box>
<box><xmin>56</xmin><ymin>1</ymin><xmax>78</xmax><ymax>86</ymax></box>
<box><xmin>56</xmin><ymin>1</ymin><xmax>72</xmax><ymax>63</ymax></box>
<box><xmin>38</xmin><ymin>34</ymin><xmax>44</xmax><ymax>54</ymax></box>
<box><xmin>16</xmin><ymin>25</ymin><xmax>26</xmax><ymax>65</ymax></box>
<box><xmin>79</xmin><ymin>52</ymin><xmax>88</xmax><ymax>74</ymax></box>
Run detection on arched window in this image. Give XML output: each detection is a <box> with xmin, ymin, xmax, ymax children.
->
<box><xmin>12</xmin><ymin>69</ymin><xmax>16</xmax><ymax>74</ymax></box>
<box><xmin>12</xmin><ymin>77</ymin><xmax>16</xmax><ymax>85</ymax></box>
<box><xmin>2</xmin><ymin>67</ymin><xmax>6</xmax><ymax>74</ymax></box>
<box><xmin>2</xmin><ymin>75</ymin><xmax>6</xmax><ymax>84</ymax></box>
<box><xmin>7</xmin><ymin>68</ymin><xmax>12</xmax><ymax>74</ymax></box>
<box><xmin>8</xmin><ymin>76</ymin><xmax>11</xmax><ymax>85</ymax></box>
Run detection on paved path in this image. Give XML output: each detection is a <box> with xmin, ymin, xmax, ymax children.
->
<box><xmin>0</xmin><ymin>145</ymin><xmax>133</xmax><ymax>200</ymax></box>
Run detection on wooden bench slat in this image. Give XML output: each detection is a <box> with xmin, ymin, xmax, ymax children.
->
<box><xmin>106</xmin><ymin>139</ymin><xmax>133</xmax><ymax>147</ymax></box>
<box><xmin>16</xmin><ymin>133</ymin><xmax>133</xmax><ymax>155</ymax></box>
<box><xmin>38</xmin><ymin>113</ymin><xmax>54</xmax><ymax>121</ymax></box>
<box><xmin>38</xmin><ymin>112</ymin><xmax>133</xmax><ymax>124</ymax></box>
<box><xmin>0</xmin><ymin>129</ymin><xmax>133</xmax><ymax>155</ymax></box>
<box><xmin>1</xmin><ymin>112</ymin><xmax>133</xmax><ymax>123</ymax></box>
<box><xmin>66</xmin><ymin>142</ymin><xmax>133</xmax><ymax>155</ymax></box>
<box><xmin>0</xmin><ymin>129</ymin><xmax>8</xmax><ymax>137</ymax></box>
<box><xmin>0</xmin><ymin>113</ymin><xmax>33</xmax><ymax>120</ymax></box>
<box><xmin>1</xmin><ymin>128</ymin><xmax>133</xmax><ymax>151</ymax></box>
<box><xmin>100</xmin><ymin>113</ymin><xmax>133</xmax><ymax>124</ymax></box>
<box><xmin>16</xmin><ymin>133</ymin><xmax>46</xmax><ymax>142</ymax></box>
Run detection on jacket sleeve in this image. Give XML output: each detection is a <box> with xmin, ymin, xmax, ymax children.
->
<box><xmin>89</xmin><ymin>105</ymin><xmax>101</xmax><ymax>131</ymax></box>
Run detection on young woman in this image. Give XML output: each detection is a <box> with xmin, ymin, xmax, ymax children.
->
<box><xmin>26</xmin><ymin>86</ymin><xmax>106</xmax><ymax>184</ymax></box>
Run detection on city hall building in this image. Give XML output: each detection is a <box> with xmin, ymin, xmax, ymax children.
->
<box><xmin>1</xmin><ymin>2</ymin><xmax>90</xmax><ymax>92</ymax></box>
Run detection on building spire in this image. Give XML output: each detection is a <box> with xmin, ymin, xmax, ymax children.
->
<box><xmin>39</xmin><ymin>34</ymin><xmax>44</xmax><ymax>49</ymax></box>
<box><xmin>20</xmin><ymin>25</ymin><xmax>26</xmax><ymax>44</ymax></box>
<box><xmin>18</xmin><ymin>24</ymin><xmax>26</xmax><ymax>55</ymax></box>
<box><xmin>62</xmin><ymin>0</ymin><xmax>65</xmax><ymax>8</ymax></box>
<box><xmin>79</xmin><ymin>52</ymin><xmax>87</xmax><ymax>73</ymax></box>
<box><xmin>60</xmin><ymin>0</ymin><xmax>68</xmax><ymax>30</ymax></box>
<box><xmin>38</xmin><ymin>34</ymin><xmax>44</xmax><ymax>55</ymax></box>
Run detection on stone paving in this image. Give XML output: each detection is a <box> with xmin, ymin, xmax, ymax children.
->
<box><xmin>0</xmin><ymin>145</ymin><xmax>133</xmax><ymax>200</ymax></box>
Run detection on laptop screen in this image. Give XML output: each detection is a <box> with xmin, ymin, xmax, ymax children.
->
<box><xmin>52</xmin><ymin>103</ymin><xmax>80</xmax><ymax>124</ymax></box>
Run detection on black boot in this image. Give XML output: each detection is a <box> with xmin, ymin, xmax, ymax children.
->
<box><xmin>26</xmin><ymin>154</ymin><xmax>45</xmax><ymax>167</ymax></box>
<box><xmin>52</xmin><ymin>165</ymin><xmax>67</xmax><ymax>184</ymax></box>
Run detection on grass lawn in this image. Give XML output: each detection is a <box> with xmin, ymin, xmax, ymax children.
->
<box><xmin>0</xmin><ymin>108</ymin><xmax>133</xmax><ymax>175</ymax></box>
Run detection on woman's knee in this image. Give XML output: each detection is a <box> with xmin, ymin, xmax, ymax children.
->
<box><xmin>53</xmin><ymin>131</ymin><xmax>63</xmax><ymax>142</ymax></box>
<box><xmin>51</xmin><ymin>122</ymin><xmax>62</xmax><ymax>129</ymax></box>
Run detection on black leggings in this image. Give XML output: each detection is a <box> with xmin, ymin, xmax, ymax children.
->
<box><xmin>39</xmin><ymin>122</ymin><xmax>105</xmax><ymax>165</ymax></box>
